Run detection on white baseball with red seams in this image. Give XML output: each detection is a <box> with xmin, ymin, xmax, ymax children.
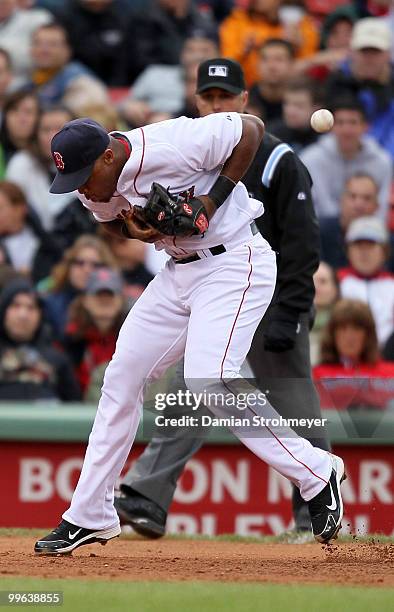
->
<box><xmin>63</xmin><ymin>113</ymin><xmax>331</xmax><ymax>530</ymax></box>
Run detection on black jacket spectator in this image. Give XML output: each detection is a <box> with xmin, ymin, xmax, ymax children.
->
<box><xmin>0</xmin><ymin>279</ymin><xmax>81</xmax><ymax>402</ymax></box>
<box><xmin>128</xmin><ymin>0</ymin><xmax>217</xmax><ymax>81</ymax></box>
<box><xmin>54</xmin><ymin>0</ymin><xmax>132</xmax><ymax>86</ymax></box>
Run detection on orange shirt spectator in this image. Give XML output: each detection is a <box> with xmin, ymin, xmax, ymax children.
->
<box><xmin>220</xmin><ymin>0</ymin><xmax>319</xmax><ymax>85</ymax></box>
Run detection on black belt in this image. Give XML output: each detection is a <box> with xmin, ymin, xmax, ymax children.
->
<box><xmin>173</xmin><ymin>222</ymin><xmax>259</xmax><ymax>265</ymax></box>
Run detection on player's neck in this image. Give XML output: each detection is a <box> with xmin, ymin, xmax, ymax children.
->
<box><xmin>111</xmin><ymin>137</ymin><xmax>131</xmax><ymax>180</ymax></box>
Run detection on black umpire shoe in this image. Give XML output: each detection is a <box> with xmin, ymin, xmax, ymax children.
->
<box><xmin>34</xmin><ymin>519</ymin><xmax>121</xmax><ymax>555</ymax></box>
<box><xmin>308</xmin><ymin>454</ymin><xmax>346</xmax><ymax>544</ymax></box>
<box><xmin>114</xmin><ymin>491</ymin><xmax>167</xmax><ymax>539</ymax></box>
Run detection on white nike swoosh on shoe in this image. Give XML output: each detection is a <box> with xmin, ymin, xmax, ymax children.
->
<box><xmin>326</xmin><ymin>481</ymin><xmax>337</xmax><ymax>511</ymax></box>
<box><xmin>68</xmin><ymin>528</ymin><xmax>82</xmax><ymax>540</ymax></box>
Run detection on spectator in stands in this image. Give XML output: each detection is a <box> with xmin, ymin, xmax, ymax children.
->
<box><xmin>268</xmin><ymin>76</ymin><xmax>320</xmax><ymax>152</ymax></box>
<box><xmin>29</xmin><ymin>22</ymin><xmax>109</xmax><ymax>114</ymax></box>
<box><xmin>0</xmin><ymin>278</ymin><xmax>81</xmax><ymax>401</ymax></box>
<box><xmin>247</xmin><ymin>38</ymin><xmax>295</xmax><ymax>122</ymax></box>
<box><xmin>0</xmin><ymin>0</ymin><xmax>51</xmax><ymax>83</ymax></box>
<box><xmin>5</xmin><ymin>105</ymin><xmax>96</xmax><ymax>279</ymax></box>
<box><xmin>0</xmin><ymin>49</ymin><xmax>13</xmax><ymax>120</ymax></box>
<box><xmin>128</xmin><ymin>0</ymin><xmax>217</xmax><ymax>82</ymax></box>
<box><xmin>0</xmin><ymin>241</ymin><xmax>10</xmax><ymax>269</ymax></box>
<box><xmin>120</xmin><ymin>35</ymin><xmax>218</xmax><ymax>126</ymax></box>
<box><xmin>173</xmin><ymin>61</ymin><xmax>200</xmax><ymax>118</ymax></box>
<box><xmin>64</xmin><ymin>267</ymin><xmax>128</xmax><ymax>401</ymax></box>
<box><xmin>196</xmin><ymin>0</ymin><xmax>234</xmax><ymax>23</ymax></box>
<box><xmin>0</xmin><ymin>180</ymin><xmax>52</xmax><ymax>277</ymax></box>
<box><xmin>53</xmin><ymin>0</ymin><xmax>132</xmax><ymax>87</ymax></box>
<box><xmin>0</xmin><ymin>90</ymin><xmax>40</xmax><ymax>167</ymax></box>
<box><xmin>43</xmin><ymin>235</ymin><xmax>117</xmax><ymax>340</ymax></box>
<box><xmin>0</xmin><ymin>240</ymin><xmax>20</xmax><ymax>292</ymax></box>
<box><xmin>338</xmin><ymin>216</ymin><xmax>394</xmax><ymax>346</ymax></box>
<box><xmin>6</xmin><ymin>105</ymin><xmax>74</xmax><ymax>231</ymax></box>
<box><xmin>300</xmin><ymin>98</ymin><xmax>392</xmax><ymax>220</ymax></box>
<box><xmin>99</xmin><ymin>230</ymin><xmax>154</xmax><ymax>300</ymax></box>
<box><xmin>319</xmin><ymin>173</ymin><xmax>380</xmax><ymax>269</ymax></box>
<box><xmin>382</xmin><ymin>1</ymin><xmax>394</xmax><ymax>62</ymax></box>
<box><xmin>310</xmin><ymin>261</ymin><xmax>338</xmax><ymax>366</ymax></box>
<box><xmin>79</xmin><ymin>103</ymin><xmax>120</xmax><ymax>132</ymax></box>
<box><xmin>293</xmin><ymin>5</ymin><xmax>354</xmax><ymax>80</ymax></box>
<box><xmin>220</xmin><ymin>0</ymin><xmax>319</xmax><ymax>86</ymax></box>
<box><xmin>326</xmin><ymin>18</ymin><xmax>394</xmax><ymax>159</ymax></box>
<box><xmin>313</xmin><ymin>298</ymin><xmax>394</xmax><ymax>410</ymax></box>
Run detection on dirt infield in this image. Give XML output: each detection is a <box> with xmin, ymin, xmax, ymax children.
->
<box><xmin>0</xmin><ymin>536</ymin><xmax>393</xmax><ymax>587</ymax></box>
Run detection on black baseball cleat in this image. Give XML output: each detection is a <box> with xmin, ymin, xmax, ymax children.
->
<box><xmin>114</xmin><ymin>491</ymin><xmax>166</xmax><ymax>539</ymax></box>
<box><xmin>308</xmin><ymin>453</ymin><xmax>346</xmax><ymax>544</ymax></box>
<box><xmin>34</xmin><ymin>519</ymin><xmax>121</xmax><ymax>555</ymax></box>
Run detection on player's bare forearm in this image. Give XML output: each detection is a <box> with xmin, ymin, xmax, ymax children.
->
<box><xmin>101</xmin><ymin>215</ymin><xmax>165</xmax><ymax>243</ymax></box>
<box><xmin>222</xmin><ymin>114</ymin><xmax>264</xmax><ymax>183</ymax></box>
<box><xmin>199</xmin><ymin>115</ymin><xmax>265</xmax><ymax>220</ymax></box>
<box><xmin>101</xmin><ymin>219</ymin><xmax>129</xmax><ymax>239</ymax></box>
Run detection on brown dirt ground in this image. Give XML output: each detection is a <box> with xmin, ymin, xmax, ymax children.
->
<box><xmin>0</xmin><ymin>536</ymin><xmax>393</xmax><ymax>587</ymax></box>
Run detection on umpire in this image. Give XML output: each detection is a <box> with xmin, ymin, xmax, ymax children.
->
<box><xmin>115</xmin><ymin>58</ymin><xmax>330</xmax><ymax>539</ymax></box>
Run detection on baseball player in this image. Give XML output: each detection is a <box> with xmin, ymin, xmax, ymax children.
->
<box><xmin>115</xmin><ymin>58</ymin><xmax>330</xmax><ymax>539</ymax></box>
<box><xmin>35</xmin><ymin>103</ymin><xmax>344</xmax><ymax>555</ymax></box>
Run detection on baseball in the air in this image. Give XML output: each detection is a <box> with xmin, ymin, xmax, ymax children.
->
<box><xmin>310</xmin><ymin>109</ymin><xmax>334</xmax><ymax>133</ymax></box>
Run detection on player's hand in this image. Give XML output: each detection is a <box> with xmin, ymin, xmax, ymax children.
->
<box><xmin>263</xmin><ymin>306</ymin><xmax>301</xmax><ymax>353</ymax></box>
<box><xmin>195</xmin><ymin>195</ymin><xmax>216</xmax><ymax>220</ymax></box>
<box><xmin>116</xmin><ymin>207</ymin><xmax>165</xmax><ymax>243</ymax></box>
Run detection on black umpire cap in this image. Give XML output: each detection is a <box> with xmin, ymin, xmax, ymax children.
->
<box><xmin>49</xmin><ymin>118</ymin><xmax>110</xmax><ymax>194</ymax></box>
<box><xmin>196</xmin><ymin>58</ymin><xmax>246</xmax><ymax>95</ymax></box>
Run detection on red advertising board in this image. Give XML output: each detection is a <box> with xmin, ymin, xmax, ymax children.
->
<box><xmin>0</xmin><ymin>441</ymin><xmax>393</xmax><ymax>535</ymax></box>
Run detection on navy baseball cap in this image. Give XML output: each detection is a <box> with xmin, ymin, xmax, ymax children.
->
<box><xmin>197</xmin><ymin>58</ymin><xmax>246</xmax><ymax>95</ymax></box>
<box><xmin>49</xmin><ymin>118</ymin><xmax>110</xmax><ymax>194</ymax></box>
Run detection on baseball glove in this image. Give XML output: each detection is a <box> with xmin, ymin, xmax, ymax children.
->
<box><xmin>134</xmin><ymin>182</ymin><xmax>209</xmax><ymax>237</ymax></box>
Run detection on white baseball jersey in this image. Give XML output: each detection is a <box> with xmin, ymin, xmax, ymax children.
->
<box><xmin>78</xmin><ymin>112</ymin><xmax>265</xmax><ymax>257</ymax></box>
<box><xmin>62</xmin><ymin>112</ymin><xmax>333</xmax><ymax>533</ymax></box>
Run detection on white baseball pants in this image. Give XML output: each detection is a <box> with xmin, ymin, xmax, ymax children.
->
<box><xmin>63</xmin><ymin>234</ymin><xmax>331</xmax><ymax>529</ymax></box>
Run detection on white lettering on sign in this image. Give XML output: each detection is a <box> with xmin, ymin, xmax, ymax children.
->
<box><xmin>341</xmin><ymin>473</ymin><xmax>356</xmax><ymax>503</ymax></box>
<box><xmin>235</xmin><ymin>514</ymin><xmax>264</xmax><ymax>536</ymax></box>
<box><xmin>340</xmin><ymin>514</ymin><xmax>370</xmax><ymax>535</ymax></box>
<box><xmin>167</xmin><ymin>514</ymin><xmax>198</xmax><ymax>534</ymax></box>
<box><xmin>201</xmin><ymin>514</ymin><xmax>217</xmax><ymax>536</ymax></box>
<box><xmin>174</xmin><ymin>460</ymin><xmax>208</xmax><ymax>503</ymax></box>
<box><xmin>19</xmin><ymin>459</ymin><xmax>53</xmax><ymax>502</ymax></box>
<box><xmin>359</xmin><ymin>461</ymin><xmax>392</xmax><ymax>503</ymax></box>
<box><xmin>265</xmin><ymin>515</ymin><xmax>293</xmax><ymax>534</ymax></box>
<box><xmin>56</xmin><ymin>458</ymin><xmax>83</xmax><ymax>501</ymax></box>
<box><xmin>267</xmin><ymin>468</ymin><xmax>292</xmax><ymax>503</ymax></box>
<box><xmin>211</xmin><ymin>460</ymin><xmax>249</xmax><ymax>503</ymax></box>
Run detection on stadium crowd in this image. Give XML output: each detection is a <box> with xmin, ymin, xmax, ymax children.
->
<box><xmin>0</xmin><ymin>0</ymin><xmax>394</xmax><ymax>410</ymax></box>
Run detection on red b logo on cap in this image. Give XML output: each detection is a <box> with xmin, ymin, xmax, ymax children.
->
<box><xmin>53</xmin><ymin>152</ymin><xmax>65</xmax><ymax>171</ymax></box>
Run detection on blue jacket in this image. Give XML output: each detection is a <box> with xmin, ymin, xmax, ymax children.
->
<box><xmin>326</xmin><ymin>60</ymin><xmax>394</xmax><ymax>160</ymax></box>
<box><xmin>33</xmin><ymin>61</ymin><xmax>95</xmax><ymax>106</ymax></box>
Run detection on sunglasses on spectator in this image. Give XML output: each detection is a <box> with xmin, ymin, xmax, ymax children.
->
<box><xmin>70</xmin><ymin>258</ymin><xmax>104</xmax><ymax>269</ymax></box>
